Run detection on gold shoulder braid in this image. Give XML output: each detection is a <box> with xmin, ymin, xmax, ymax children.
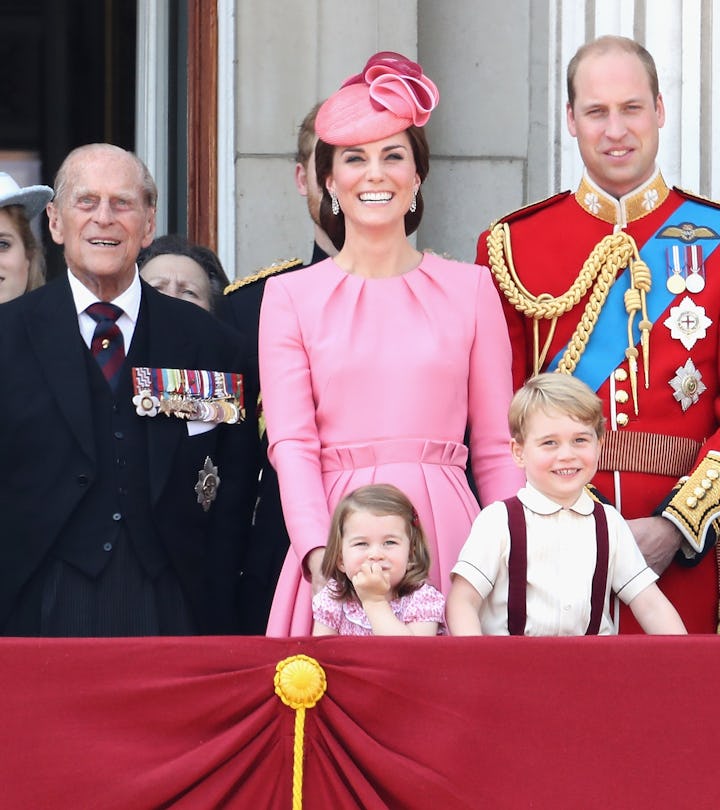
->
<box><xmin>224</xmin><ymin>258</ymin><xmax>302</xmax><ymax>295</ymax></box>
<box><xmin>487</xmin><ymin>223</ymin><xmax>652</xmax><ymax>414</ymax></box>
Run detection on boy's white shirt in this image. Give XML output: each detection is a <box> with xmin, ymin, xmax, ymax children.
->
<box><xmin>451</xmin><ymin>482</ymin><xmax>657</xmax><ymax>636</ymax></box>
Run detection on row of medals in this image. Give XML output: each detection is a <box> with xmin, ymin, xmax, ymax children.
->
<box><xmin>667</xmin><ymin>250</ymin><xmax>705</xmax><ymax>294</ymax></box>
<box><xmin>157</xmin><ymin>395</ymin><xmax>243</xmax><ymax>424</ymax></box>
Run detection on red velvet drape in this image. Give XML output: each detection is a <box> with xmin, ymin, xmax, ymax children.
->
<box><xmin>1</xmin><ymin>636</ymin><xmax>717</xmax><ymax>809</ymax></box>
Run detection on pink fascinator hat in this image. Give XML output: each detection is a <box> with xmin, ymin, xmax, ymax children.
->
<box><xmin>315</xmin><ymin>51</ymin><xmax>439</xmax><ymax>146</ymax></box>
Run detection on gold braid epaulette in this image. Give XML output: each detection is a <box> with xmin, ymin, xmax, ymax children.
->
<box><xmin>486</xmin><ymin>223</ymin><xmax>651</xmax><ymax>406</ymax></box>
<box><xmin>223</xmin><ymin>258</ymin><xmax>303</xmax><ymax>295</ymax></box>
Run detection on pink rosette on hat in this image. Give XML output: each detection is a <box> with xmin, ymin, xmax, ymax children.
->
<box><xmin>316</xmin><ymin>51</ymin><xmax>439</xmax><ymax>146</ymax></box>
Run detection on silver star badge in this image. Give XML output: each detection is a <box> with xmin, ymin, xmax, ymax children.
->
<box><xmin>663</xmin><ymin>296</ymin><xmax>712</xmax><ymax>350</ymax></box>
<box><xmin>669</xmin><ymin>359</ymin><xmax>706</xmax><ymax>412</ymax></box>
<box><xmin>194</xmin><ymin>456</ymin><xmax>221</xmax><ymax>511</ymax></box>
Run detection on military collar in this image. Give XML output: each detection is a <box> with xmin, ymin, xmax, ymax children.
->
<box><xmin>575</xmin><ymin>169</ymin><xmax>670</xmax><ymax>226</ymax></box>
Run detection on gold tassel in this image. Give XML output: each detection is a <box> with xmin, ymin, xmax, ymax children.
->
<box><xmin>275</xmin><ymin>655</ymin><xmax>328</xmax><ymax>810</ymax></box>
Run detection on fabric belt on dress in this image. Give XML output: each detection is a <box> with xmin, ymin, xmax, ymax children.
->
<box><xmin>598</xmin><ymin>431</ymin><xmax>701</xmax><ymax>479</ymax></box>
<box><xmin>320</xmin><ymin>439</ymin><xmax>468</xmax><ymax>471</ymax></box>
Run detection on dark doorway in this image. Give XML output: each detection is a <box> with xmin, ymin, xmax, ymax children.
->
<box><xmin>0</xmin><ymin>0</ymin><xmax>137</xmax><ymax>278</ymax></box>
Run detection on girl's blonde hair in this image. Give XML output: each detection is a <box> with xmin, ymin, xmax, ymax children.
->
<box><xmin>321</xmin><ymin>483</ymin><xmax>431</xmax><ymax>601</ymax></box>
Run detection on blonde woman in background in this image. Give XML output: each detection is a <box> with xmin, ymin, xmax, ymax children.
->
<box><xmin>0</xmin><ymin>172</ymin><xmax>52</xmax><ymax>303</ymax></box>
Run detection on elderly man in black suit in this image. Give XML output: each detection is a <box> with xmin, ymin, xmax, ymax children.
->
<box><xmin>0</xmin><ymin>143</ymin><xmax>258</xmax><ymax>636</ymax></box>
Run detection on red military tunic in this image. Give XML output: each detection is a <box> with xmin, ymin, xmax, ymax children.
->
<box><xmin>477</xmin><ymin>170</ymin><xmax>720</xmax><ymax>633</ymax></box>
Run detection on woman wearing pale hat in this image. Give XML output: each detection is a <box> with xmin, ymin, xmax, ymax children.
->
<box><xmin>259</xmin><ymin>51</ymin><xmax>523</xmax><ymax>635</ymax></box>
<box><xmin>0</xmin><ymin>172</ymin><xmax>53</xmax><ymax>303</ymax></box>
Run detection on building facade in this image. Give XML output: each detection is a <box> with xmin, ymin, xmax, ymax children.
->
<box><xmin>2</xmin><ymin>1</ymin><xmax>715</xmax><ymax>278</ymax></box>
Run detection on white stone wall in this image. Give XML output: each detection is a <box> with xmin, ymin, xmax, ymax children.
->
<box><xmin>418</xmin><ymin>0</ymin><xmax>535</xmax><ymax>261</ymax></box>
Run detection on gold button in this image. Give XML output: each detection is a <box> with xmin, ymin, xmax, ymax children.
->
<box><xmin>707</xmin><ymin>468</ymin><xmax>719</xmax><ymax>480</ymax></box>
<box><xmin>686</xmin><ymin>496</ymin><xmax>698</xmax><ymax>508</ymax></box>
<box><xmin>615</xmin><ymin>390</ymin><xmax>629</xmax><ymax>404</ymax></box>
<box><xmin>693</xmin><ymin>487</ymin><xmax>706</xmax><ymax>499</ymax></box>
<box><xmin>702</xmin><ymin>478</ymin><xmax>712</xmax><ymax>490</ymax></box>
<box><xmin>616</xmin><ymin>413</ymin><xmax>629</xmax><ymax>427</ymax></box>
<box><xmin>614</xmin><ymin>368</ymin><xmax>628</xmax><ymax>382</ymax></box>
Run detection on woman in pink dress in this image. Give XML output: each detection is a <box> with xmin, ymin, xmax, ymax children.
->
<box><xmin>259</xmin><ymin>51</ymin><xmax>523</xmax><ymax>635</ymax></box>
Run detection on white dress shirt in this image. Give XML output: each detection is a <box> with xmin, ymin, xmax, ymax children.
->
<box><xmin>452</xmin><ymin>483</ymin><xmax>657</xmax><ymax>635</ymax></box>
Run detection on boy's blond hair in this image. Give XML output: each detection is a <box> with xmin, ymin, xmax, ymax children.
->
<box><xmin>509</xmin><ymin>373</ymin><xmax>606</xmax><ymax>443</ymax></box>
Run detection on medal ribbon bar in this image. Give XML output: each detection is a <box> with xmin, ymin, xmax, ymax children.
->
<box><xmin>131</xmin><ymin>367</ymin><xmax>245</xmax><ymax>424</ymax></box>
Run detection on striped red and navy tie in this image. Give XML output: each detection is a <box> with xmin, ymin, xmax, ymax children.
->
<box><xmin>86</xmin><ymin>302</ymin><xmax>125</xmax><ymax>389</ymax></box>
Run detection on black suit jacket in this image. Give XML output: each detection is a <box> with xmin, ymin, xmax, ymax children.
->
<box><xmin>0</xmin><ymin>276</ymin><xmax>259</xmax><ymax>633</ymax></box>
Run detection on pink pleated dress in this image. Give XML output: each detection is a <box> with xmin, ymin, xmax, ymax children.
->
<box><xmin>259</xmin><ymin>252</ymin><xmax>523</xmax><ymax>636</ymax></box>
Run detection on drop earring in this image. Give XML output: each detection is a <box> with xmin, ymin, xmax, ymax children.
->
<box><xmin>331</xmin><ymin>192</ymin><xmax>340</xmax><ymax>216</ymax></box>
<box><xmin>409</xmin><ymin>188</ymin><xmax>418</xmax><ymax>214</ymax></box>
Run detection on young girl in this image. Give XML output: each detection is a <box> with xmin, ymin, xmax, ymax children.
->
<box><xmin>312</xmin><ymin>484</ymin><xmax>445</xmax><ymax>636</ymax></box>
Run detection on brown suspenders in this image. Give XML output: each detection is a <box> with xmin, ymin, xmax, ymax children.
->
<box><xmin>504</xmin><ymin>496</ymin><xmax>609</xmax><ymax>635</ymax></box>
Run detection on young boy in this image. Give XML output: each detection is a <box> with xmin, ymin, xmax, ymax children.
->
<box><xmin>446</xmin><ymin>374</ymin><xmax>686</xmax><ymax>636</ymax></box>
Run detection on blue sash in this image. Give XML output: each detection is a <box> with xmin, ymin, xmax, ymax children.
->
<box><xmin>547</xmin><ymin>200</ymin><xmax>720</xmax><ymax>391</ymax></box>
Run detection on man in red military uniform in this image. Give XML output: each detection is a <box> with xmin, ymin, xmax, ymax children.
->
<box><xmin>477</xmin><ymin>35</ymin><xmax>720</xmax><ymax>633</ymax></box>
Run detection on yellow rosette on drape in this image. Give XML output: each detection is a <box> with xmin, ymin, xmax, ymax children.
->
<box><xmin>274</xmin><ymin>655</ymin><xmax>327</xmax><ymax>809</ymax></box>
